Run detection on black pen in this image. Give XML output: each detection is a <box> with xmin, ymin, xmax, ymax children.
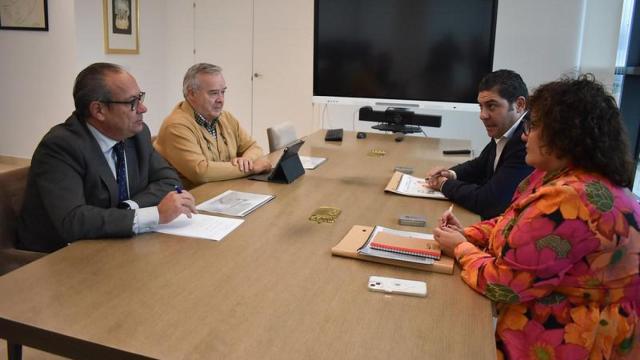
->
<box><xmin>174</xmin><ymin>185</ymin><xmax>183</xmax><ymax>194</ymax></box>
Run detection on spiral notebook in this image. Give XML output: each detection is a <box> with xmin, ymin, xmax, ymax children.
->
<box><xmin>369</xmin><ymin>231</ymin><xmax>441</xmax><ymax>260</ymax></box>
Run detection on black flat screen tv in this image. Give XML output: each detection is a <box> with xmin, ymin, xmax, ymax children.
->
<box><xmin>314</xmin><ymin>0</ymin><xmax>498</xmax><ymax>105</ymax></box>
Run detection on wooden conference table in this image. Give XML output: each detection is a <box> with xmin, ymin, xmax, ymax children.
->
<box><xmin>0</xmin><ymin>130</ymin><xmax>495</xmax><ymax>359</ymax></box>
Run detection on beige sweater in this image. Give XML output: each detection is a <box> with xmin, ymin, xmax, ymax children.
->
<box><xmin>154</xmin><ymin>101</ymin><xmax>263</xmax><ymax>188</ymax></box>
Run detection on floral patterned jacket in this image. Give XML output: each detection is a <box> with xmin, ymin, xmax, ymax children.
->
<box><xmin>455</xmin><ymin>168</ymin><xmax>640</xmax><ymax>359</ymax></box>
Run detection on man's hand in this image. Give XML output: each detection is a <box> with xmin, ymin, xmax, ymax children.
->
<box><xmin>425</xmin><ymin>167</ymin><xmax>454</xmax><ymax>190</ymax></box>
<box><xmin>251</xmin><ymin>158</ymin><xmax>272</xmax><ymax>174</ymax></box>
<box><xmin>231</xmin><ymin>157</ymin><xmax>254</xmax><ymax>173</ymax></box>
<box><xmin>158</xmin><ymin>190</ymin><xmax>197</xmax><ymax>224</ymax></box>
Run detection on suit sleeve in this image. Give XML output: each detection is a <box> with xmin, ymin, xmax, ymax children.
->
<box><xmin>31</xmin><ymin>136</ymin><xmax>135</xmax><ymax>242</ymax></box>
<box><xmin>441</xmin><ymin>139</ymin><xmax>532</xmax><ymax>219</ymax></box>
<box><xmin>449</xmin><ymin>144</ymin><xmax>491</xmax><ymax>181</ymax></box>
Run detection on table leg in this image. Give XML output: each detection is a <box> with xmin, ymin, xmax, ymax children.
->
<box><xmin>7</xmin><ymin>342</ymin><xmax>21</xmax><ymax>360</ymax></box>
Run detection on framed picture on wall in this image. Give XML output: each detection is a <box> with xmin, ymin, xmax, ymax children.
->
<box><xmin>103</xmin><ymin>0</ymin><xmax>139</xmax><ymax>54</ymax></box>
<box><xmin>0</xmin><ymin>0</ymin><xmax>48</xmax><ymax>31</ymax></box>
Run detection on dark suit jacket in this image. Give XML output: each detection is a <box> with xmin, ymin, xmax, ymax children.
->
<box><xmin>17</xmin><ymin>113</ymin><xmax>181</xmax><ymax>252</ymax></box>
<box><xmin>440</xmin><ymin>122</ymin><xmax>533</xmax><ymax>220</ymax></box>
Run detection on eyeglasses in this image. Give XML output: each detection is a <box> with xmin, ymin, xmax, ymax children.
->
<box><xmin>522</xmin><ymin>115</ymin><xmax>536</xmax><ymax>136</ymax></box>
<box><xmin>101</xmin><ymin>92</ymin><xmax>145</xmax><ymax>111</ymax></box>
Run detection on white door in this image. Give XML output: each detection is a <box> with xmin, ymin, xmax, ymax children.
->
<box><xmin>194</xmin><ymin>0</ymin><xmax>314</xmax><ymax>151</ymax></box>
<box><xmin>251</xmin><ymin>0</ymin><xmax>314</xmax><ymax>149</ymax></box>
<box><xmin>194</xmin><ymin>0</ymin><xmax>254</xmax><ymax>135</ymax></box>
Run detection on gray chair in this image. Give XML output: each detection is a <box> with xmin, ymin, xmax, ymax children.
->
<box><xmin>266</xmin><ymin>122</ymin><xmax>297</xmax><ymax>152</ymax></box>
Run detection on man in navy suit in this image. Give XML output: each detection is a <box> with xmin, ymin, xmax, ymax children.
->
<box><xmin>425</xmin><ymin>69</ymin><xmax>533</xmax><ymax>219</ymax></box>
<box><xmin>17</xmin><ymin>63</ymin><xmax>197</xmax><ymax>252</ymax></box>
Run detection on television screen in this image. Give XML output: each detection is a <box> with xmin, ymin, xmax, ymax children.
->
<box><xmin>314</xmin><ymin>0</ymin><xmax>498</xmax><ymax>104</ymax></box>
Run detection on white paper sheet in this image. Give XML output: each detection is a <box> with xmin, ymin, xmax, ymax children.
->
<box><xmin>397</xmin><ymin>173</ymin><xmax>447</xmax><ymax>199</ymax></box>
<box><xmin>299</xmin><ymin>156</ymin><xmax>327</xmax><ymax>170</ymax></box>
<box><xmin>153</xmin><ymin>213</ymin><xmax>244</xmax><ymax>241</ymax></box>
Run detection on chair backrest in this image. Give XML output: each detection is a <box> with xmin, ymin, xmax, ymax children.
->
<box><xmin>267</xmin><ymin>122</ymin><xmax>297</xmax><ymax>152</ymax></box>
<box><xmin>0</xmin><ymin>166</ymin><xmax>45</xmax><ymax>274</ymax></box>
<box><xmin>0</xmin><ymin>166</ymin><xmax>29</xmax><ymax>249</ymax></box>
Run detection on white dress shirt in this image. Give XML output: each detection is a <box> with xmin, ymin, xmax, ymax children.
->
<box><xmin>87</xmin><ymin>124</ymin><xmax>159</xmax><ymax>233</ymax></box>
<box><xmin>493</xmin><ymin>112</ymin><xmax>526</xmax><ymax>170</ymax></box>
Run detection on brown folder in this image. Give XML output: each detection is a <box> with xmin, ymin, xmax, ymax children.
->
<box><xmin>331</xmin><ymin>225</ymin><xmax>455</xmax><ymax>275</ymax></box>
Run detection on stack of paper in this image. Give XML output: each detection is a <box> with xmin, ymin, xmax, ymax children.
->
<box><xmin>196</xmin><ymin>190</ymin><xmax>274</xmax><ymax>217</ymax></box>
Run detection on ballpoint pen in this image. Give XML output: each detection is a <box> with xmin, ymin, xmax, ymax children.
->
<box><xmin>441</xmin><ymin>204</ymin><xmax>454</xmax><ymax>227</ymax></box>
<box><xmin>174</xmin><ymin>185</ymin><xmax>183</xmax><ymax>194</ymax></box>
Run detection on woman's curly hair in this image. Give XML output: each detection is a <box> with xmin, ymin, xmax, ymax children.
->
<box><xmin>529</xmin><ymin>74</ymin><xmax>634</xmax><ymax>187</ymax></box>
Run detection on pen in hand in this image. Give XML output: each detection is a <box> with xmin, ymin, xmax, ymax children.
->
<box><xmin>441</xmin><ymin>204</ymin><xmax>454</xmax><ymax>228</ymax></box>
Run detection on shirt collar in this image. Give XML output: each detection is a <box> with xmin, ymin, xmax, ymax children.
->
<box><xmin>494</xmin><ymin>111</ymin><xmax>526</xmax><ymax>142</ymax></box>
<box><xmin>87</xmin><ymin>123</ymin><xmax>118</xmax><ymax>153</ymax></box>
<box><xmin>194</xmin><ymin>111</ymin><xmax>218</xmax><ymax>128</ymax></box>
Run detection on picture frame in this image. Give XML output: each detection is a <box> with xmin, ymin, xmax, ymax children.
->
<box><xmin>103</xmin><ymin>0</ymin><xmax>139</xmax><ymax>54</ymax></box>
<box><xmin>0</xmin><ymin>0</ymin><xmax>48</xmax><ymax>31</ymax></box>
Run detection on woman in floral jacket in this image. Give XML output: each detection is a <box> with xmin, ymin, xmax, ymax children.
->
<box><xmin>434</xmin><ymin>74</ymin><xmax>640</xmax><ymax>359</ymax></box>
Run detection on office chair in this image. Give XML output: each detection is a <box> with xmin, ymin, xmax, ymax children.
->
<box><xmin>0</xmin><ymin>166</ymin><xmax>46</xmax><ymax>276</ymax></box>
<box><xmin>266</xmin><ymin>122</ymin><xmax>297</xmax><ymax>152</ymax></box>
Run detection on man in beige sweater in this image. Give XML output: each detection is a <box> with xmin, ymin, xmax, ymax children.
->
<box><xmin>154</xmin><ymin>63</ymin><xmax>271</xmax><ymax>188</ymax></box>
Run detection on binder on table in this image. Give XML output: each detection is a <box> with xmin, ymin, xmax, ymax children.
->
<box><xmin>331</xmin><ymin>225</ymin><xmax>454</xmax><ymax>275</ymax></box>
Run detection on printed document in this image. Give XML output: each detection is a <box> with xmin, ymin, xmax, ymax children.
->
<box><xmin>154</xmin><ymin>213</ymin><xmax>244</xmax><ymax>241</ymax></box>
<box><xmin>196</xmin><ymin>190</ymin><xmax>274</xmax><ymax>217</ymax></box>
<box><xmin>396</xmin><ymin>173</ymin><xmax>447</xmax><ymax>199</ymax></box>
<box><xmin>299</xmin><ymin>156</ymin><xmax>327</xmax><ymax>170</ymax></box>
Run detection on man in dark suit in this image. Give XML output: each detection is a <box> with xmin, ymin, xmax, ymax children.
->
<box><xmin>426</xmin><ymin>69</ymin><xmax>533</xmax><ymax>219</ymax></box>
<box><xmin>17</xmin><ymin>63</ymin><xmax>197</xmax><ymax>252</ymax></box>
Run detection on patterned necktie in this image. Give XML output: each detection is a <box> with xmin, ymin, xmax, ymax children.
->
<box><xmin>113</xmin><ymin>141</ymin><xmax>129</xmax><ymax>203</ymax></box>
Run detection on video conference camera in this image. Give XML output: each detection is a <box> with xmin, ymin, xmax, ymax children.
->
<box><xmin>358</xmin><ymin>106</ymin><xmax>442</xmax><ymax>134</ymax></box>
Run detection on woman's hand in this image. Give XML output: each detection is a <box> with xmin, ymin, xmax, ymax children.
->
<box><xmin>433</xmin><ymin>226</ymin><xmax>467</xmax><ymax>258</ymax></box>
<box><xmin>440</xmin><ymin>207</ymin><xmax>463</xmax><ymax>232</ymax></box>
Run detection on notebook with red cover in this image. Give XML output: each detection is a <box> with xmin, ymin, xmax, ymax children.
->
<box><xmin>369</xmin><ymin>232</ymin><xmax>441</xmax><ymax>260</ymax></box>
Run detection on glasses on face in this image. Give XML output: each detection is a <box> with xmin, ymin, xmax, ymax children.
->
<box><xmin>522</xmin><ymin>115</ymin><xmax>536</xmax><ymax>136</ymax></box>
<box><xmin>101</xmin><ymin>92</ymin><xmax>146</xmax><ymax>111</ymax></box>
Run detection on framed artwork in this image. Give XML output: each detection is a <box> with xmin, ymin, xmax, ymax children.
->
<box><xmin>0</xmin><ymin>0</ymin><xmax>48</xmax><ymax>31</ymax></box>
<box><xmin>103</xmin><ymin>0</ymin><xmax>139</xmax><ymax>54</ymax></box>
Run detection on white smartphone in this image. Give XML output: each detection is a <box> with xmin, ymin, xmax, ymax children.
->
<box><xmin>368</xmin><ymin>276</ymin><xmax>427</xmax><ymax>297</ymax></box>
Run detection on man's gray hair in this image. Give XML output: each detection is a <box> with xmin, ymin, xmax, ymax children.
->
<box><xmin>183</xmin><ymin>63</ymin><xmax>223</xmax><ymax>98</ymax></box>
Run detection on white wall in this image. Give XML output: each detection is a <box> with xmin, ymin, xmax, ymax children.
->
<box><xmin>74</xmin><ymin>0</ymin><xmax>169</xmax><ymax>134</ymax></box>
<box><xmin>0</xmin><ymin>0</ymin><xmax>625</xmax><ymax>158</ymax></box>
<box><xmin>579</xmin><ymin>0</ymin><xmax>624</xmax><ymax>91</ymax></box>
<box><xmin>0</xmin><ymin>0</ymin><xmax>77</xmax><ymax>158</ymax></box>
